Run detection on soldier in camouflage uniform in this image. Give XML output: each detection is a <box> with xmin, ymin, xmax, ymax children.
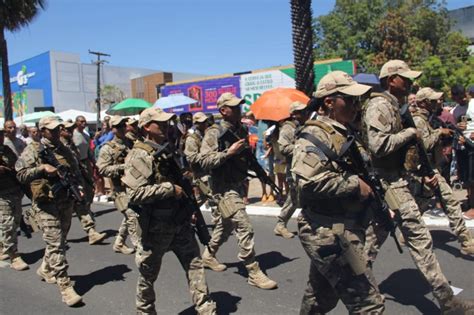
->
<box><xmin>0</xmin><ymin>125</ymin><xmax>29</xmax><ymax>271</ymax></box>
<box><xmin>200</xmin><ymin>93</ymin><xmax>277</xmax><ymax>289</ymax></box>
<box><xmin>97</xmin><ymin>115</ymin><xmax>139</xmax><ymax>255</ymax></box>
<box><xmin>60</xmin><ymin>121</ymin><xmax>106</xmax><ymax>245</ymax></box>
<box><xmin>408</xmin><ymin>87</ymin><xmax>474</xmax><ymax>255</ymax></box>
<box><xmin>362</xmin><ymin>60</ymin><xmax>474</xmax><ymax>314</ymax></box>
<box><xmin>122</xmin><ymin>108</ymin><xmax>216</xmax><ymax>315</ymax></box>
<box><xmin>16</xmin><ymin>116</ymin><xmax>82</xmax><ymax>306</ymax></box>
<box><xmin>273</xmin><ymin>101</ymin><xmax>310</xmax><ymax>239</ymax></box>
<box><xmin>292</xmin><ymin>71</ymin><xmax>385</xmax><ymax>314</ymax></box>
<box><xmin>126</xmin><ymin>117</ymin><xmax>141</xmax><ymax>143</ymax></box>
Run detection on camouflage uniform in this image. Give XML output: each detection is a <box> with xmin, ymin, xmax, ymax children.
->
<box><xmin>16</xmin><ymin>138</ymin><xmax>80</xmax><ymax>292</ymax></box>
<box><xmin>408</xmin><ymin>108</ymin><xmax>474</xmax><ymax>253</ymax></box>
<box><xmin>276</xmin><ymin>120</ymin><xmax>298</xmax><ymax>230</ymax></box>
<box><xmin>363</xmin><ymin>91</ymin><xmax>454</xmax><ymax>305</ymax></box>
<box><xmin>122</xmin><ymin>139</ymin><xmax>216</xmax><ymax>315</ymax></box>
<box><xmin>0</xmin><ymin>144</ymin><xmax>24</xmax><ymax>259</ymax></box>
<box><xmin>61</xmin><ymin>136</ymin><xmax>96</xmax><ymax>235</ymax></box>
<box><xmin>97</xmin><ymin>136</ymin><xmax>139</xmax><ymax>249</ymax></box>
<box><xmin>292</xmin><ymin>116</ymin><xmax>385</xmax><ymax>314</ymax></box>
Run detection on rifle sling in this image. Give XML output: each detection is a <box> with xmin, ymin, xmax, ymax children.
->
<box><xmin>298</xmin><ymin>132</ymin><xmax>354</xmax><ymax>165</ymax></box>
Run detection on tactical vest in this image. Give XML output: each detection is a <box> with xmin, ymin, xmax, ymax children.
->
<box><xmin>297</xmin><ymin>119</ymin><xmax>365</xmax><ymax>216</ymax></box>
<box><xmin>105</xmin><ymin>140</ymin><xmax>130</xmax><ymax>188</ymax></box>
<box><xmin>30</xmin><ymin>142</ymin><xmax>75</xmax><ymax>202</ymax></box>
<box><xmin>209</xmin><ymin>123</ymin><xmax>249</xmax><ymax>184</ymax></box>
<box><xmin>362</xmin><ymin>92</ymin><xmax>405</xmax><ymax>170</ymax></box>
<box><xmin>0</xmin><ymin>145</ymin><xmax>20</xmax><ymax>192</ymax></box>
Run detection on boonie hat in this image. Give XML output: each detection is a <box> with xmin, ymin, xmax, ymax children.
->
<box><xmin>379</xmin><ymin>60</ymin><xmax>422</xmax><ymax>80</ymax></box>
<box><xmin>289</xmin><ymin>101</ymin><xmax>307</xmax><ymax>113</ymax></box>
<box><xmin>38</xmin><ymin>116</ymin><xmax>63</xmax><ymax>130</ymax></box>
<box><xmin>416</xmin><ymin>87</ymin><xmax>443</xmax><ymax>102</ymax></box>
<box><xmin>63</xmin><ymin>120</ymin><xmax>75</xmax><ymax>129</ymax></box>
<box><xmin>109</xmin><ymin>115</ymin><xmax>128</xmax><ymax>127</ymax></box>
<box><xmin>314</xmin><ymin>71</ymin><xmax>372</xmax><ymax>98</ymax></box>
<box><xmin>193</xmin><ymin>112</ymin><xmax>208</xmax><ymax>124</ymax></box>
<box><xmin>127</xmin><ymin>117</ymin><xmax>138</xmax><ymax>126</ymax></box>
<box><xmin>138</xmin><ymin>108</ymin><xmax>176</xmax><ymax>128</ymax></box>
<box><xmin>216</xmin><ymin>93</ymin><xmax>244</xmax><ymax>109</ymax></box>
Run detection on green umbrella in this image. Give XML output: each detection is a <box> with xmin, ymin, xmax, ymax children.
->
<box><xmin>106</xmin><ymin>98</ymin><xmax>152</xmax><ymax>116</ymax></box>
<box><xmin>21</xmin><ymin>111</ymin><xmax>60</xmax><ymax>123</ymax></box>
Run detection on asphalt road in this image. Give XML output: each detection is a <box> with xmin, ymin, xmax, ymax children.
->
<box><xmin>1</xmin><ymin>202</ymin><xmax>473</xmax><ymax>315</ymax></box>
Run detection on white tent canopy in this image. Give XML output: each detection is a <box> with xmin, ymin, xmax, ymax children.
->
<box><xmin>57</xmin><ymin>109</ymin><xmax>97</xmax><ymax>123</ymax></box>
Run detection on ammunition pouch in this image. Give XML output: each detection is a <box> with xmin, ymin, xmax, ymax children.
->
<box><xmin>217</xmin><ymin>193</ymin><xmax>245</xmax><ymax>219</ymax></box>
<box><xmin>332</xmin><ymin>224</ymin><xmax>366</xmax><ymax>276</ymax></box>
<box><xmin>30</xmin><ymin>179</ymin><xmax>54</xmax><ymax>202</ymax></box>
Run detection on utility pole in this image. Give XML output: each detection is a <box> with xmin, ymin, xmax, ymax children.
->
<box><xmin>88</xmin><ymin>50</ymin><xmax>110</xmax><ymax>126</ymax></box>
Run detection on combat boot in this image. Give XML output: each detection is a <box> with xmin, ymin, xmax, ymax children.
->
<box><xmin>202</xmin><ymin>247</ymin><xmax>227</xmax><ymax>272</ymax></box>
<box><xmin>88</xmin><ymin>228</ymin><xmax>107</xmax><ymax>245</ymax></box>
<box><xmin>36</xmin><ymin>264</ymin><xmax>56</xmax><ymax>284</ymax></box>
<box><xmin>274</xmin><ymin>223</ymin><xmax>295</xmax><ymax>239</ymax></box>
<box><xmin>10</xmin><ymin>255</ymin><xmax>29</xmax><ymax>271</ymax></box>
<box><xmin>59</xmin><ymin>283</ymin><xmax>82</xmax><ymax>307</ymax></box>
<box><xmin>441</xmin><ymin>296</ymin><xmax>474</xmax><ymax>314</ymax></box>
<box><xmin>459</xmin><ymin>232</ymin><xmax>474</xmax><ymax>256</ymax></box>
<box><xmin>113</xmin><ymin>237</ymin><xmax>135</xmax><ymax>255</ymax></box>
<box><xmin>245</xmin><ymin>261</ymin><xmax>278</xmax><ymax>290</ymax></box>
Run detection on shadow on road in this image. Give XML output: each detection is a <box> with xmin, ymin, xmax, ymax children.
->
<box><xmin>22</xmin><ymin>247</ymin><xmax>45</xmax><ymax>265</ymax></box>
<box><xmin>379</xmin><ymin>268</ymin><xmax>439</xmax><ymax>314</ymax></box>
<box><xmin>430</xmin><ymin>230</ymin><xmax>474</xmax><ymax>261</ymax></box>
<box><xmin>67</xmin><ymin>229</ymin><xmax>116</xmax><ymax>244</ymax></box>
<box><xmin>226</xmin><ymin>251</ymin><xmax>298</xmax><ymax>277</ymax></box>
<box><xmin>178</xmin><ymin>291</ymin><xmax>242</xmax><ymax>315</ymax></box>
<box><xmin>92</xmin><ymin>207</ymin><xmax>117</xmax><ymax>218</ymax></box>
<box><xmin>71</xmin><ymin>264</ymin><xmax>132</xmax><ymax>296</ymax></box>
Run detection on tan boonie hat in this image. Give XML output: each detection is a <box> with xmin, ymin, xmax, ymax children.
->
<box><xmin>138</xmin><ymin>108</ymin><xmax>176</xmax><ymax>128</ymax></box>
<box><xmin>38</xmin><ymin>116</ymin><xmax>63</xmax><ymax>130</ymax></box>
<box><xmin>379</xmin><ymin>60</ymin><xmax>422</xmax><ymax>80</ymax></box>
<box><xmin>216</xmin><ymin>92</ymin><xmax>244</xmax><ymax>109</ymax></box>
<box><xmin>193</xmin><ymin>112</ymin><xmax>208</xmax><ymax>124</ymax></box>
<box><xmin>63</xmin><ymin>121</ymin><xmax>75</xmax><ymax>129</ymax></box>
<box><xmin>289</xmin><ymin>101</ymin><xmax>307</xmax><ymax>113</ymax></box>
<box><xmin>109</xmin><ymin>115</ymin><xmax>128</xmax><ymax>127</ymax></box>
<box><xmin>126</xmin><ymin>117</ymin><xmax>138</xmax><ymax>125</ymax></box>
<box><xmin>314</xmin><ymin>70</ymin><xmax>372</xmax><ymax>98</ymax></box>
<box><xmin>416</xmin><ymin>87</ymin><xmax>443</xmax><ymax>102</ymax></box>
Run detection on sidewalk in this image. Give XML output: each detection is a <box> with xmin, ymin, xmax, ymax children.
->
<box><xmin>95</xmin><ymin>178</ymin><xmax>474</xmax><ymax>228</ymax></box>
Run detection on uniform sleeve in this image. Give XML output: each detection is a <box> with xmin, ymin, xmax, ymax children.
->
<box><xmin>184</xmin><ymin>136</ymin><xmax>201</xmax><ymax>166</ymax></box>
<box><xmin>122</xmin><ymin>149</ymin><xmax>175</xmax><ymax>204</ymax></box>
<box><xmin>278</xmin><ymin>124</ymin><xmax>295</xmax><ymax>158</ymax></box>
<box><xmin>15</xmin><ymin>145</ymin><xmax>44</xmax><ymax>183</ymax></box>
<box><xmin>364</xmin><ymin>99</ymin><xmax>416</xmax><ymax>157</ymax></box>
<box><xmin>199</xmin><ymin>128</ymin><xmax>230</xmax><ymax>170</ymax></box>
<box><xmin>413</xmin><ymin>116</ymin><xmax>441</xmax><ymax>152</ymax></box>
<box><xmin>291</xmin><ymin>127</ymin><xmax>359</xmax><ymax>199</ymax></box>
<box><xmin>96</xmin><ymin>145</ymin><xmax>125</xmax><ymax>178</ymax></box>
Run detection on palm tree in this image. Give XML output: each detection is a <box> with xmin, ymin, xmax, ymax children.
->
<box><xmin>1</xmin><ymin>0</ymin><xmax>46</xmax><ymax>120</ymax></box>
<box><xmin>290</xmin><ymin>0</ymin><xmax>315</xmax><ymax>97</ymax></box>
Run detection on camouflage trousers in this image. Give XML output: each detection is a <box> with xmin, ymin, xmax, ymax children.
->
<box><xmin>73</xmin><ymin>202</ymin><xmax>95</xmax><ymax>234</ymax></box>
<box><xmin>208</xmin><ymin>191</ymin><xmax>256</xmax><ymax>265</ymax></box>
<box><xmin>407</xmin><ymin>172</ymin><xmax>471</xmax><ymax>240</ymax></box>
<box><xmin>117</xmin><ymin>208</ymin><xmax>139</xmax><ymax>248</ymax></box>
<box><xmin>0</xmin><ymin>190</ymin><xmax>22</xmax><ymax>257</ymax></box>
<box><xmin>135</xmin><ymin>222</ymin><xmax>215</xmax><ymax>315</ymax></box>
<box><xmin>298</xmin><ymin>211</ymin><xmax>385</xmax><ymax>314</ymax></box>
<box><xmin>277</xmin><ymin>181</ymin><xmax>298</xmax><ymax>225</ymax></box>
<box><xmin>36</xmin><ymin>199</ymin><xmax>74</xmax><ymax>288</ymax></box>
<box><xmin>364</xmin><ymin>176</ymin><xmax>454</xmax><ymax>305</ymax></box>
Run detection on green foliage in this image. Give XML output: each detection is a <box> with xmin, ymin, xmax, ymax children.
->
<box><xmin>0</xmin><ymin>0</ymin><xmax>46</xmax><ymax>30</ymax></box>
<box><xmin>313</xmin><ymin>0</ymin><xmax>472</xmax><ymax>91</ymax></box>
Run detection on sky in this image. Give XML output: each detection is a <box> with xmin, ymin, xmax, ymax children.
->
<box><xmin>5</xmin><ymin>0</ymin><xmax>473</xmax><ymax>76</ymax></box>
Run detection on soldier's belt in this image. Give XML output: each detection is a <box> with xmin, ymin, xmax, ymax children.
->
<box><xmin>302</xmin><ymin>209</ymin><xmax>362</xmax><ymax>230</ymax></box>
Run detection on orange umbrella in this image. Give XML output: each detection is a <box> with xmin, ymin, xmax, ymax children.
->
<box><xmin>250</xmin><ymin>88</ymin><xmax>309</xmax><ymax>121</ymax></box>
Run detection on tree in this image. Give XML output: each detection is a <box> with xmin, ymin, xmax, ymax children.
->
<box><xmin>101</xmin><ymin>85</ymin><xmax>126</xmax><ymax>108</ymax></box>
<box><xmin>0</xmin><ymin>0</ymin><xmax>46</xmax><ymax>120</ymax></box>
<box><xmin>313</xmin><ymin>0</ymin><xmax>472</xmax><ymax>92</ymax></box>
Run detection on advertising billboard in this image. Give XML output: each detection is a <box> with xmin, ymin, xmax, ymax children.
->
<box><xmin>160</xmin><ymin>76</ymin><xmax>241</xmax><ymax>113</ymax></box>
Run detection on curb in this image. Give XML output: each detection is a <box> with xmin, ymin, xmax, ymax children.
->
<box><xmin>93</xmin><ymin>201</ymin><xmax>474</xmax><ymax>228</ymax></box>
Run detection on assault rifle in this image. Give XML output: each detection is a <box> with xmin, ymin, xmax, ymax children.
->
<box><xmin>429</xmin><ymin>115</ymin><xmax>474</xmax><ymax>150</ymax></box>
<box><xmin>298</xmin><ymin>131</ymin><xmax>403</xmax><ymax>253</ymax></box>
<box><xmin>219</xmin><ymin>128</ymin><xmax>282</xmax><ymax>196</ymax></box>
<box><xmin>39</xmin><ymin>147</ymin><xmax>84</xmax><ymax>203</ymax></box>
<box><xmin>401</xmin><ymin>105</ymin><xmax>448</xmax><ymax>214</ymax></box>
<box><xmin>145</xmin><ymin>141</ymin><xmax>211</xmax><ymax>246</ymax></box>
